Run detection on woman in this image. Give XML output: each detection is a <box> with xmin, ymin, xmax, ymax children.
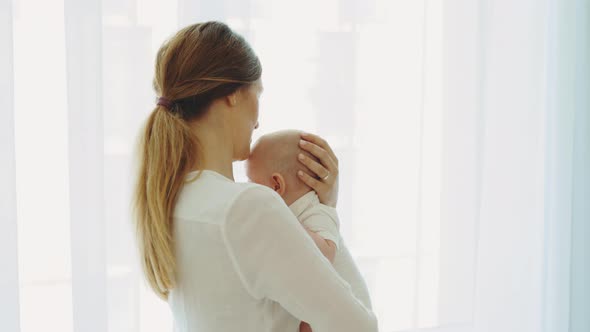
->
<box><xmin>133</xmin><ymin>21</ymin><xmax>377</xmax><ymax>332</ymax></box>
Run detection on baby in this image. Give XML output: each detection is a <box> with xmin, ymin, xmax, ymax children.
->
<box><xmin>245</xmin><ymin>129</ymin><xmax>373</xmax><ymax>331</ymax></box>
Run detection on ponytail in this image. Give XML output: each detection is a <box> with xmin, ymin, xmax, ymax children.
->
<box><xmin>132</xmin><ymin>107</ymin><xmax>200</xmax><ymax>300</ymax></box>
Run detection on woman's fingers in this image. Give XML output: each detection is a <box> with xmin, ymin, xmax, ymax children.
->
<box><xmin>300</xmin><ymin>132</ymin><xmax>338</xmax><ymax>166</ymax></box>
<box><xmin>298</xmin><ymin>170</ymin><xmax>324</xmax><ymax>191</ymax></box>
<box><xmin>298</xmin><ymin>153</ymin><xmax>330</xmax><ymax>179</ymax></box>
<box><xmin>298</xmin><ymin>140</ymin><xmax>338</xmax><ymax>176</ymax></box>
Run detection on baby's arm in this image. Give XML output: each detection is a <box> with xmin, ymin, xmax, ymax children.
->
<box><xmin>299</xmin><ymin>208</ymin><xmax>342</xmax><ymax>332</ymax></box>
<box><xmin>300</xmin><ymin>206</ymin><xmax>340</xmax><ymax>264</ymax></box>
<box><xmin>302</xmin><ymin>226</ymin><xmax>337</xmax><ymax>263</ymax></box>
<box><xmin>297</xmin><ymin>229</ymin><xmax>336</xmax><ymax>332</ymax></box>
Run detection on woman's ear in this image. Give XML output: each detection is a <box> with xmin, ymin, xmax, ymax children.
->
<box><xmin>271</xmin><ymin>173</ymin><xmax>287</xmax><ymax>197</ymax></box>
<box><xmin>226</xmin><ymin>91</ymin><xmax>238</xmax><ymax>107</ymax></box>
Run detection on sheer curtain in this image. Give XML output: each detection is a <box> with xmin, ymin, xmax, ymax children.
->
<box><xmin>1</xmin><ymin>0</ymin><xmax>588</xmax><ymax>332</ymax></box>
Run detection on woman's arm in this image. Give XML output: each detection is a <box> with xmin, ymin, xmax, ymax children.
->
<box><xmin>222</xmin><ymin>186</ymin><xmax>377</xmax><ymax>332</ymax></box>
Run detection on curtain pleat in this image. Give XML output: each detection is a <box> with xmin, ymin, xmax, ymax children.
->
<box><xmin>0</xmin><ymin>1</ymin><xmax>21</xmax><ymax>331</ymax></box>
<box><xmin>64</xmin><ymin>0</ymin><xmax>108</xmax><ymax>331</ymax></box>
<box><xmin>543</xmin><ymin>0</ymin><xmax>590</xmax><ymax>331</ymax></box>
<box><xmin>567</xmin><ymin>2</ymin><xmax>590</xmax><ymax>330</ymax></box>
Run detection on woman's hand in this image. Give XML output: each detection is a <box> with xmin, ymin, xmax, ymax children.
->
<box><xmin>297</xmin><ymin>132</ymin><xmax>339</xmax><ymax>208</ymax></box>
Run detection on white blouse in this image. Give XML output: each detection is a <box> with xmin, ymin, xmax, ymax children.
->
<box><xmin>168</xmin><ymin>170</ymin><xmax>377</xmax><ymax>332</ymax></box>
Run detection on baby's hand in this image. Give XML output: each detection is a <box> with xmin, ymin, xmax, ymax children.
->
<box><xmin>303</xmin><ymin>226</ymin><xmax>337</xmax><ymax>263</ymax></box>
<box><xmin>299</xmin><ymin>321</ymin><xmax>313</xmax><ymax>332</ymax></box>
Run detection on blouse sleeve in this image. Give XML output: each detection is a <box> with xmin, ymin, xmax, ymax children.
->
<box><xmin>221</xmin><ymin>185</ymin><xmax>378</xmax><ymax>332</ymax></box>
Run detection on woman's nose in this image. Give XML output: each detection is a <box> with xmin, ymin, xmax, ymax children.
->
<box><xmin>254</xmin><ymin>122</ymin><xmax>259</xmax><ymax>129</ymax></box>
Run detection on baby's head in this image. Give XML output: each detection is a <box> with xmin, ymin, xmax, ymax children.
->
<box><xmin>245</xmin><ymin>130</ymin><xmax>319</xmax><ymax>205</ymax></box>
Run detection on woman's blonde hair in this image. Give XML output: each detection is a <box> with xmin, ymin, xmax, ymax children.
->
<box><xmin>132</xmin><ymin>21</ymin><xmax>261</xmax><ymax>300</ymax></box>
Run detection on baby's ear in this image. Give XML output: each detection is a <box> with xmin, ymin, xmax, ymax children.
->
<box><xmin>271</xmin><ymin>173</ymin><xmax>287</xmax><ymax>197</ymax></box>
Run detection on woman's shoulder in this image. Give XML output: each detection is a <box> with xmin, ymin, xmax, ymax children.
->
<box><xmin>223</xmin><ymin>182</ymin><xmax>293</xmax><ymax>228</ymax></box>
<box><xmin>228</xmin><ymin>182</ymin><xmax>285</xmax><ymax>212</ymax></box>
<box><xmin>174</xmin><ymin>170</ymin><xmax>284</xmax><ymax>222</ymax></box>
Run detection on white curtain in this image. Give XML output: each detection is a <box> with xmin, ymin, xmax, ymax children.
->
<box><xmin>1</xmin><ymin>0</ymin><xmax>588</xmax><ymax>332</ymax></box>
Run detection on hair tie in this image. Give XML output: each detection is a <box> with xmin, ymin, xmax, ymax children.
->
<box><xmin>157</xmin><ymin>97</ymin><xmax>175</xmax><ymax>110</ymax></box>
